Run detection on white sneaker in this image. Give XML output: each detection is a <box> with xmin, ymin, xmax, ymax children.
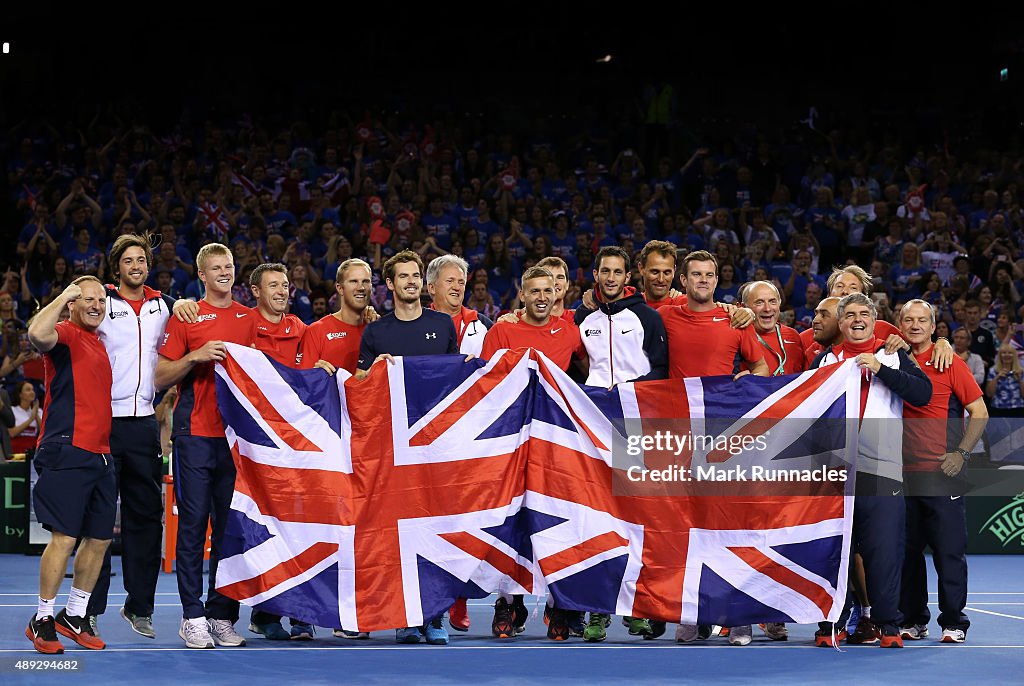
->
<box><xmin>900</xmin><ymin>624</ymin><xmax>929</xmax><ymax>640</ymax></box>
<box><xmin>208</xmin><ymin>619</ymin><xmax>247</xmax><ymax>647</ymax></box>
<box><xmin>728</xmin><ymin>625</ymin><xmax>752</xmax><ymax>646</ymax></box>
<box><xmin>941</xmin><ymin>628</ymin><xmax>966</xmax><ymax>643</ymax></box>
<box><xmin>179</xmin><ymin>617</ymin><xmax>214</xmax><ymax>649</ymax></box>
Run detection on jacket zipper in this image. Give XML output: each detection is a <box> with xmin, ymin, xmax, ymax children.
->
<box><xmin>133</xmin><ymin>311</ymin><xmax>143</xmax><ymax>416</ymax></box>
<box><xmin>607</xmin><ymin>312</ymin><xmax>615</xmax><ymax>390</ymax></box>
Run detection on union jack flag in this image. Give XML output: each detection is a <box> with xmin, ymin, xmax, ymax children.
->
<box><xmin>197</xmin><ymin>201</ymin><xmax>231</xmax><ymax>242</ymax></box>
<box><xmin>214</xmin><ymin>345</ymin><xmax>859</xmax><ymax>631</ymax></box>
<box><xmin>230</xmin><ymin>171</ymin><xmax>261</xmax><ymax>199</ymax></box>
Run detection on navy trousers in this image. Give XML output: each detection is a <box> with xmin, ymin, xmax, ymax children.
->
<box><xmin>173</xmin><ymin>435</ymin><xmax>239</xmax><ymax>621</ymax></box>
<box><xmin>88</xmin><ymin>416</ymin><xmax>164</xmax><ymax>617</ymax></box>
<box><xmin>900</xmin><ymin>495</ymin><xmax>970</xmax><ymax>631</ymax></box>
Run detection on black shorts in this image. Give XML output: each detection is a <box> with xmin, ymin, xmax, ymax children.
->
<box><xmin>33</xmin><ymin>443</ymin><xmax>116</xmax><ymax>540</ymax></box>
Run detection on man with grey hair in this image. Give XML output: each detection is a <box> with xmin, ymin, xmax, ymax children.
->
<box><xmin>810</xmin><ymin>292</ymin><xmax>932</xmax><ymax>649</ymax></box>
<box><xmin>739</xmin><ymin>280</ymin><xmax>807</xmax><ymax>378</ymax></box>
<box><xmin>426</xmin><ymin>254</ymin><xmax>493</xmax><ymax>357</ymax></box>
<box><xmin>898</xmin><ymin>298</ymin><xmax>986</xmax><ymax>644</ymax></box>
<box><xmin>719</xmin><ymin>279</ymin><xmax>808</xmax><ymax>645</ymax></box>
<box><xmin>421</xmin><ymin>253</ymin><xmax>493</xmax><ymax>633</ymax></box>
<box><xmin>800</xmin><ymin>264</ymin><xmax>953</xmax><ymax>371</ymax></box>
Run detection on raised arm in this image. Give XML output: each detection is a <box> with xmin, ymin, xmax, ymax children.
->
<box><xmin>28</xmin><ymin>283</ymin><xmax>81</xmax><ymax>353</ymax></box>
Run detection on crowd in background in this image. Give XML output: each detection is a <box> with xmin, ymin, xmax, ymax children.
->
<box><xmin>4</xmin><ymin>104</ymin><xmax>1024</xmax><ymax>428</ymax></box>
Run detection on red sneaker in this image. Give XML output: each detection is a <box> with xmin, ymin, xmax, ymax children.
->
<box><xmin>449</xmin><ymin>598</ymin><xmax>470</xmax><ymax>632</ymax></box>
<box><xmin>55</xmin><ymin>609</ymin><xmax>105</xmax><ymax>650</ymax></box>
<box><xmin>879</xmin><ymin>629</ymin><xmax>904</xmax><ymax>649</ymax></box>
<box><xmin>814</xmin><ymin>624</ymin><xmax>848</xmax><ymax>648</ymax></box>
<box><xmin>26</xmin><ymin>615</ymin><xmax>64</xmax><ymax>654</ymax></box>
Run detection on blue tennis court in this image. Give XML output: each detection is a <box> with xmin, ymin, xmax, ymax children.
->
<box><xmin>0</xmin><ymin>553</ymin><xmax>1020</xmax><ymax>685</ymax></box>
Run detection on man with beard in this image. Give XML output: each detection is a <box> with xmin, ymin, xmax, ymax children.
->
<box><xmin>800</xmin><ymin>265</ymin><xmax>953</xmax><ymax>370</ymax></box>
<box><xmin>87</xmin><ymin>235</ymin><xmax>197</xmax><ymax>641</ymax></box>
<box><xmin>356</xmin><ymin>250</ymin><xmax>458</xmax><ymax>646</ymax></box>
<box><xmin>659</xmin><ymin>250</ymin><xmax>769</xmax><ymax>381</ymax></box>
<box><xmin>573</xmin><ymin>246</ymin><xmax>668</xmax><ymax>389</ymax></box>
<box><xmin>636</xmin><ymin>240</ymin><xmax>688</xmax><ymax>310</ymax></box>
<box><xmin>299</xmin><ymin>258</ymin><xmax>372</xmax><ymax>377</ymax></box>
<box><xmin>661</xmin><ymin>251</ymin><xmax>768</xmax><ymax>646</ymax></box>
<box><xmin>297</xmin><ymin>258</ymin><xmax>373</xmax><ymax>640</ymax></box>
<box><xmin>808</xmin><ymin>297</ymin><xmax>842</xmax><ymax>365</ymax></box>
<box><xmin>621</xmin><ymin>241</ymin><xmax>754</xmax><ymax>332</ymax></box>
<box><xmin>571</xmin><ymin>246</ymin><xmax>667</xmax><ymax>642</ymax></box>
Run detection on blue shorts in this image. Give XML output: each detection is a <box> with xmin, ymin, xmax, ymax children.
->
<box><xmin>33</xmin><ymin>443</ymin><xmax>116</xmax><ymax>540</ymax></box>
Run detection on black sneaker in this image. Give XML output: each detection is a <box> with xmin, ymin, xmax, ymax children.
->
<box><xmin>492</xmin><ymin>598</ymin><xmax>515</xmax><ymax>638</ymax></box>
<box><xmin>511</xmin><ymin>596</ymin><xmax>528</xmax><ymax>634</ymax></box>
<box><xmin>546</xmin><ymin>608</ymin><xmax>570</xmax><ymax>641</ymax></box>
<box><xmin>645</xmin><ymin>620</ymin><xmax>667</xmax><ymax>640</ymax></box>
<box><xmin>567</xmin><ymin>611</ymin><xmax>587</xmax><ymax>637</ymax></box>
<box><xmin>846</xmin><ymin>617</ymin><xmax>879</xmax><ymax>645</ymax></box>
<box><xmin>26</xmin><ymin>615</ymin><xmax>64</xmax><ymax>654</ymax></box>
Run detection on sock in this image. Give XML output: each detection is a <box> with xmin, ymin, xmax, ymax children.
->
<box><xmin>66</xmin><ymin>587</ymin><xmax>91</xmax><ymax>618</ymax></box>
<box><xmin>36</xmin><ymin>596</ymin><xmax>56</xmax><ymax>621</ymax></box>
<box><xmin>862</xmin><ymin>605</ymin><xmax>871</xmax><ymax>619</ymax></box>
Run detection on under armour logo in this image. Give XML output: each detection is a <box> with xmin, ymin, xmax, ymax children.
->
<box><xmin>426</xmin><ymin>332</ymin><xmax>437</xmax><ymax>339</ymax></box>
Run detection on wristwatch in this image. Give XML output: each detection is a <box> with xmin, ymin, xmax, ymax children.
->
<box><xmin>955</xmin><ymin>447</ymin><xmax>971</xmax><ymax>462</ymax></box>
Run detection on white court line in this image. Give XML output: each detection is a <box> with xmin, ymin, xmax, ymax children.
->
<box><xmin>0</xmin><ymin>603</ymin><xmax>189</xmax><ymax>608</ymax></box>
<box><xmin>0</xmin><ymin>644</ymin><xmax>1024</xmax><ymax>652</ymax></box>
<box><xmin>930</xmin><ymin>592</ymin><xmax>1024</xmax><ymax>595</ymax></box>
<box><xmin>1</xmin><ymin>592</ymin><xmax>1022</xmax><ymax>597</ymax></box>
<box><xmin>0</xmin><ymin>593</ymin><xmax>181</xmax><ymax>597</ymax></box>
<box><xmin>966</xmin><ymin>607</ymin><xmax>1024</xmax><ymax>621</ymax></box>
<box><xmin>5</xmin><ymin>599</ymin><xmax>1024</xmax><ymax>610</ymax></box>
